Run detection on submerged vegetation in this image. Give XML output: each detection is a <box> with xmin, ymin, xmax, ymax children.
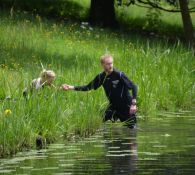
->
<box><xmin>0</xmin><ymin>2</ymin><xmax>194</xmax><ymax>157</ymax></box>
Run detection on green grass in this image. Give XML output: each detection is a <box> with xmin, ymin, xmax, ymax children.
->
<box><xmin>0</xmin><ymin>9</ymin><xmax>194</xmax><ymax>157</ymax></box>
<box><xmin>1</xmin><ymin>0</ymin><xmax>195</xmax><ymax>39</ymax></box>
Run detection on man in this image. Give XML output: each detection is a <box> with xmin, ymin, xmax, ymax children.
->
<box><xmin>62</xmin><ymin>54</ymin><xmax>137</xmax><ymax>128</ymax></box>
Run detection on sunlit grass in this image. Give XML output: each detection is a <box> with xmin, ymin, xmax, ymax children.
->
<box><xmin>0</xmin><ymin>11</ymin><xmax>194</xmax><ymax>156</ymax></box>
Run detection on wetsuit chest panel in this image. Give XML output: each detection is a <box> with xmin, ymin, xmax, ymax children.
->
<box><xmin>102</xmin><ymin>71</ymin><xmax>129</xmax><ymax>104</ymax></box>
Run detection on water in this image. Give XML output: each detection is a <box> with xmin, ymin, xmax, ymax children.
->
<box><xmin>0</xmin><ymin>113</ymin><xmax>195</xmax><ymax>175</ymax></box>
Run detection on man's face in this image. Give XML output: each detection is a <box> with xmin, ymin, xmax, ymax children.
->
<box><xmin>102</xmin><ymin>57</ymin><xmax>113</xmax><ymax>74</ymax></box>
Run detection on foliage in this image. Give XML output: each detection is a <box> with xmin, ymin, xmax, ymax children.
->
<box><xmin>0</xmin><ymin>0</ymin><xmax>90</xmax><ymax>20</ymax></box>
<box><xmin>117</xmin><ymin>0</ymin><xmax>195</xmax><ymax>12</ymax></box>
<box><xmin>0</xmin><ymin>3</ymin><xmax>194</xmax><ymax>156</ymax></box>
<box><xmin>143</xmin><ymin>8</ymin><xmax>162</xmax><ymax>31</ymax></box>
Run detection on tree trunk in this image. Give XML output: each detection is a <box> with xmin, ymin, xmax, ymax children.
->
<box><xmin>179</xmin><ymin>0</ymin><xmax>195</xmax><ymax>48</ymax></box>
<box><xmin>89</xmin><ymin>0</ymin><xmax>118</xmax><ymax>28</ymax></box>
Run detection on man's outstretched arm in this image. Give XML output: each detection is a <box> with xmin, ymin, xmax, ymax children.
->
<box><xmin>62</xmin><ymin>74</ymin><xmax>103</xmax><ymax>91</ymax></box>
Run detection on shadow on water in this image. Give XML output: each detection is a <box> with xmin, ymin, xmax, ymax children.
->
<box><xmin>0</xmin><ymin>113</ymin><xmax>195</xmax><ymax>175</ymax></box>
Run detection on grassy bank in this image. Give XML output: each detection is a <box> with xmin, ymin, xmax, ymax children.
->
<box><xmin>0</xmin><ymin>11</ymin><xmax>195</xmax><ymax>156</ymax></box>
<box><xmin>0</xmin><ymin>0</ymin><xmax>195</xmax><ymax>40</ymax></box>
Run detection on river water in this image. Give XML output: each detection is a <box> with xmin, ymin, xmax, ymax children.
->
<box><xmin>0</xmin><ymin>112</ymin><xmax>195</xmax><ymax>175</ymax></box>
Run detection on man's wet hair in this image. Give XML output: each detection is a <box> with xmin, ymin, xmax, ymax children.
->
<box><xmin>100</xmin><ymin>54</ymin><xmax>113</xmax><ymax>64</ymax></box>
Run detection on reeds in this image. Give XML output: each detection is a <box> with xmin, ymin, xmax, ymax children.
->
<box><xmin>0</xmin><ymin>11</ymin><xmax>194</xmax><ymax>156</ymax></box>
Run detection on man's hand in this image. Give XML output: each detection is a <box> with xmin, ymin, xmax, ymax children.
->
<box><xmin>61</xmin><ymin>84</ymin><xmax>74</xmax><ymax>91</ymax></box>
<box><xmin>129</xmin><ymin>104</ymin><xmax>137</xmax><ymax>114</ymax></box>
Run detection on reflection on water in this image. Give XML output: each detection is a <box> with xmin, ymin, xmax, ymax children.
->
<box><xmin>0</xmin><ymin>114</ymin><xmax>195</xmax><ymax>175</ymax></box>
<box><xmin>103</xmin><ymin>126</ymin><xmax>138</xmax><ymax>175</ymax></box>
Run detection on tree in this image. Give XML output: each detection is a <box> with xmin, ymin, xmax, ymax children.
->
<box><xmin>121</xmin><ymin>0</ymin><xmax>195</xmax><ymax>48</ymax></box>
<box><xmin>178</xmin><ymin>0</ymin><xmax>195</xmax><ymax>48</ymax></box>
<box><xmin>89</xmin><ymin>0</ymin><xmax>118</xmax><ymax>27</ymax></box>
<box><xmin>89</xmin><ymin>0</ymin><xmax>195</xmax><ymax>47</ymax></box>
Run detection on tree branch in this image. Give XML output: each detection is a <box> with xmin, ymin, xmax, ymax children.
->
<box><xmin>135</xmin><ymin>0</ymin><xmax>195</xmax><ymax>13</ymax></box>
<box><xmin>189</xmin><ymin>7</ymin><xmax>195</xmax><ymax>11</ymax></box>
<box><xmin>134</xmin><ymin>3</ymin><xmax>152</xmax><ymax>9</ymax></box>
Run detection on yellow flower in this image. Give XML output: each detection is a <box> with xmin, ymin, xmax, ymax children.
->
<box><xmin>4</xmin><ymin>109</ymin><xmax>12</xmax><ymax>116</ymax></box>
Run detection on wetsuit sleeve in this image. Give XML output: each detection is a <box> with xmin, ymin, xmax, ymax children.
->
<box><xmin>120</xmin><ymin>72</ymin><xmax>137</xmax><ymax>99</ymax></box>
<box><xmin>74</xmin><ymin>74</ymin><xmax>103</xmax><ymax>91</ymax></box>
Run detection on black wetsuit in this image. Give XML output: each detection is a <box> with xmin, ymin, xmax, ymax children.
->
<box><xmin>74</xmin><ymin>69</ymin><xmax>137</xmax><ymax>127</ymax></box>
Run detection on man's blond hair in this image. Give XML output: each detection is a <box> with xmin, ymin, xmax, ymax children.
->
<box><xmin>100</xmin><ymin>54</ymin><xmax>113</xmax><ymax>64</ymax></box>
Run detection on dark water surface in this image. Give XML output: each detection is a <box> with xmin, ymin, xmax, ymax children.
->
<box><xmin>0</xmin><ymin>113</ymin><xmax>195</xmax><ymax>175</ymax></box>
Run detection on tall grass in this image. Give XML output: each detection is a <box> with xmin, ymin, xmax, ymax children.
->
<box><xmin>0</xmin><ymin>11</ymin><xmax>194</xmax><ymax>156</ymax></box>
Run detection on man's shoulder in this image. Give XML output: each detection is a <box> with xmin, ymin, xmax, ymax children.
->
<box><xmin>93</xmin><ymin>72</ymin><xmax>106</xmax><ymax>82</ymax></box>
<box><xmin>113</xmin><ymin>69</ymin><xmax>124</xmax><ymax>78</ymax></box>
<box><xmin>98</xmin><ymin>71</ymin><xmax>106</xmax><ymax>77</ymax></box>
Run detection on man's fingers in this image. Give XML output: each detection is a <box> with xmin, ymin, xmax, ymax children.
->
<box><xmin>129</xmin><ymin>105</ymin><xmax>137</xmax><ymax>114</ymax></box>
<box><xmin>130</xmin><ymin>110</ymin><xmax>135</xmax><ymax>114</ymax></box>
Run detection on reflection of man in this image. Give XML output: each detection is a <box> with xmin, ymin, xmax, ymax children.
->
<box><xmin>62</xmin><ymin>54</ymin><xmax>137</xmax><ymax>128</ymax></box>
<box><xmin>104</xmin><ymin>125</ymin><xmax>138</xmax><ymax>174</ymax></box>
